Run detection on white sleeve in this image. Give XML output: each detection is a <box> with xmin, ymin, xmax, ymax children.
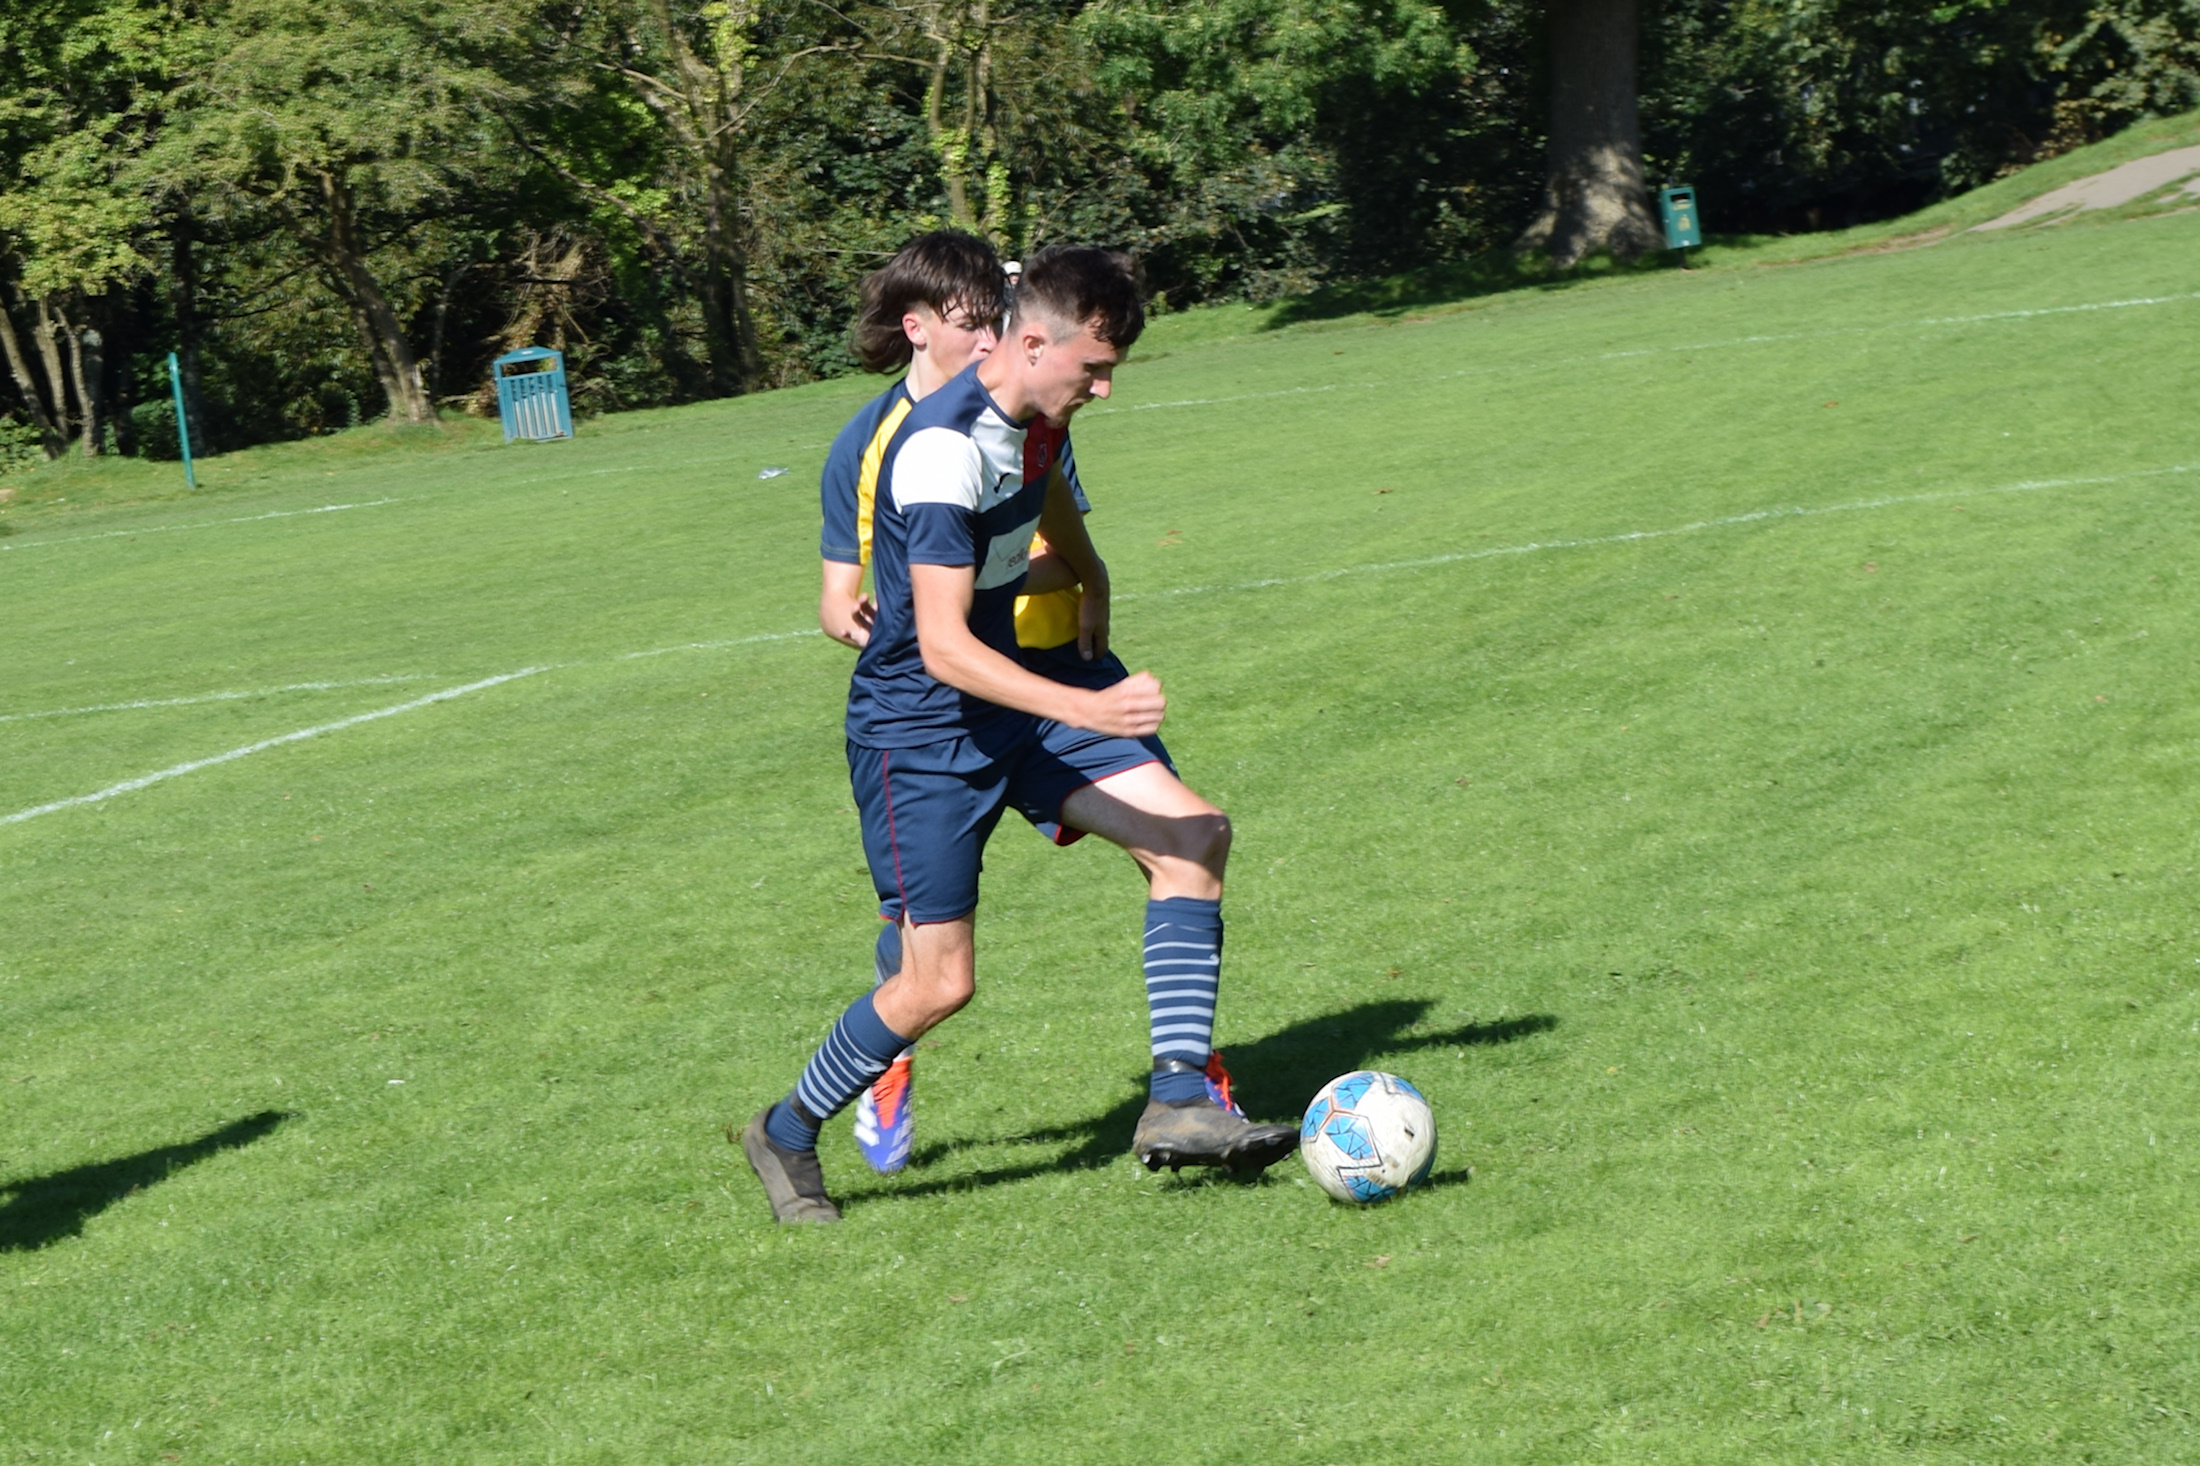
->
<box><xmin>890</xmin><ymin>427</ymin><xmax>986</xmax><ymax>512</ymax></box>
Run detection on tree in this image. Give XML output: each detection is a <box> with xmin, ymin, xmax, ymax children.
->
<box><xmin>149</xmin><ymin>0</ymin><xmax>517</xmax><ymax>424</ymax></box>
<box><xmin>520</xmin><ymin>0</ymin><xmax>857</xmax><ymax>397</ymax></box>
<box><xmin>1518</xmin><ymin>0</ymin><xmax>1663</xmax><ymax>267</ymax></box>
<box><xmin>0</xmin><ymin>0</ymin><xmax>169</xmax><ymax>457</ymax></box>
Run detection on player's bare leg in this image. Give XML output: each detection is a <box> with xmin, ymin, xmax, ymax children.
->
<box><xmin>1061</xmin><ymin>768</ymin><xmax>1299</xmax><ymax>1174</ymax></box>
<box><xmin>740</xmin><ymin>918</ymin><xmax>974</xmax><ymax>1223</ymax></box>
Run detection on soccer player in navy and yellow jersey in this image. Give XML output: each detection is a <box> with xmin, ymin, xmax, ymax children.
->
<box><xmin>815</xmin><ymin>233</ymin><xmax>1009</xmax><ymax>1175</ymax></box>
<box><xmin>819</xmin><ymin>232</ymin><xmax>1007</xmax><ymax>654</ymax></box>
<box><xmin>739</xmin><ymin>247</ymin><xmax>1297</xmax><ymax>1223</ymax></box>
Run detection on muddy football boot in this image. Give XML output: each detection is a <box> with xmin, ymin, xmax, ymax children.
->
<box><xmin>851</xmin><ymin>1053</ymin><xmax>914</xmax><ymax>1174</ymax></box>
<box><xmin>1133</xmin><ymin>1061</ymin><xmax>1300</xmax><ymax>1175</ymax></box>
<box><xmin>733</xmin><ymin>1109</ymin><xmax>841</xmax><ymax>1224</ymax></box>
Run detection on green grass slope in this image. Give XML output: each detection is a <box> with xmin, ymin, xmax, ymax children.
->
<box><xmin>4</xmin><ymin>194</ymin><xmax>2200</xmax><ymax>1461</ymax></box>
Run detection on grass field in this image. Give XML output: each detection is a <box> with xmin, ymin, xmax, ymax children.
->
<box><xmin>5</xmin><ymin>138</ymin><xmax>2200</xmax><ymax>1462</ymax></box>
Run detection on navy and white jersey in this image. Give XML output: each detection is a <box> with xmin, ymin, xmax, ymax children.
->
<box><xmin>818</xmin><ymin>379</ymin><xmax>914</xmax><ymax>566</ymax></box>
<box><xmin>846</xmin><ymin>364</ymin><xmax>1043</xmax><ymax>748</ymax></box>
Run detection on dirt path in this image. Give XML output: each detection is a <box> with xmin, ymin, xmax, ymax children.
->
<box><xmin>1976</xmin><ymin>144</ymin><xmax>2200</xmax><ymax>230</ymax></box>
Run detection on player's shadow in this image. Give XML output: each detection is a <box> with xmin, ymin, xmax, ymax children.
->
<box><xmin>0</xmin><ymin>1111</ymin><xmax>290</xmax><ymax>1252</ymax></box>
<box><xmin>837</xmin><ymin>999</ymin><xmax>1555</xmax><ymax>1205</ymax></box>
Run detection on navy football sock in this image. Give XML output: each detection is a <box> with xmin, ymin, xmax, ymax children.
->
<box><xmin>1144</xmin><ymin>896</ymin><xmax>1222</xmax><ymax>1103</ymax></box>
<box><xmin>873</xmin><ymin>920</ymin><xmax>902</xmax><ymax>988</ymax></box>
<box><xmin>765</xmin><ymin>991</ymin><xmax>911</xmax><ymax>1152</ymax></box>
<box><xmin>870</xmin><ymin>922</ymin><xmax>915</xmax><ymax>1063</ymax></box>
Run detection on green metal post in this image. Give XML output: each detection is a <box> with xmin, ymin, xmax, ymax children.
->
<box><xmin>167</xmin><ymin>351</ymin><xmax>196</xmax><ymax>489</ymax></box>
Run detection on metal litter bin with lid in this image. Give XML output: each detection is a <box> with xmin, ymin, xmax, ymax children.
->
<box><xmin>1658</xmin><ymin>185</ymin><xmax>1702</xmax><ymax>251</ymax></box>
<box><xmin>494</xmin><ymin>347</ymin><xmax>573</xmax><ymax>442</ymax></box>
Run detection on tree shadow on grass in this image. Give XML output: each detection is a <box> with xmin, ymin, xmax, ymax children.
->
<box><xmin>0</xmin><ymin>1111</ymin><xmax>290</xmax><ymax>1251</ymax></box>
<box><xmin>835</xmin><ymin>1000</ymin><xmax>1555</xmax><ymax>1207</ymax></box>
<box><xmin>1257</xmin><ymin>248</ymin><xmax>1676</xmax><ymax>329</ymax></box>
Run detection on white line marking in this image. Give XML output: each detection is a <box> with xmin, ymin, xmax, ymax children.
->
<box><xmin>614</xmin><ymin>628</ymin><xmax>820</xmax><ymax>660</ymax></box>
<box><xmin>0</xmin><ymin>499</ymin><xmax>404</xmax><ymax>552</ymax></box>
<box><xmin>1097</xmin><ymin>290</ymin><xmax>2200</xmax><ymax>415</ymax></box>
<box><xmin>8</xmin><ymin>457</ymin><xmax>2176</xmax><ymax>828</ymax></box>
<box><xmin>0</xmin><ymin>670</ymin><xmax>544</xmax><ymax>827</ymax></box>
<box><xmin>1128</xmin><ymin>463</ymin><xmax>2195</xmax><ymax>602</ymax></box>
<box><xmin>0</xmin><ymin>676</ymin><xmax>440</xmax><ymax>725</ymax></box>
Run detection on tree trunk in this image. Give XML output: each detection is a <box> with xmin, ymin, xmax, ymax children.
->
<box><xmin>169</xmin><ymin>206</ymin><xmax>211</xmax><ymax>455</ymax></box>
<box><xmin>1518</xmin><ymin>0</ymin><xmax>1665</xmax><ymax>268</ymax></box>
<box><xmin>72</xmin><ymin>325</ymin><xmax>104</xmax><ymax>457</ymax></box>
<box><xmin>926</xmin><ymin>40</ymin><xmax>976</xmax><ymax>232</ymax></box>
<box><xmin>698</xmin><ymin>151</ymin><xmax>763</xmax><ymax>395</ymax></box>
<box><xmin>30</xmin><ymin>296</ymin><xmax>76</xmax><ymax>445</ymax></box>
<box><xmin>633</xmin><ymin>0</ymin><xmax>762</xmax><ymax>397</ymax></box>
<box><xmin>309</xmin><ymin>172</ymin><xmax>433</xmax><ymax>424</ymax></box>
<box><xmin>0</xmin><ymin>276</ymin><xmax>66</xmax><ymax>458</ymax></box>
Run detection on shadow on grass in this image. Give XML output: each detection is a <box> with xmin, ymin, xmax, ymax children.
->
<box><xmin>0</xmin><ymin>1111</ymin><xmax>290</xmax><ymax>1251</ymax></box>
<box><xmin>1258</xmin><ymin>248</ymin><xmax>1682</xmax><ymax>329</ymax></box>
<box><xmin>837</xmin><ymin>1000</ymin><xmax>1555</xmax><ymax>1207</ymax></box>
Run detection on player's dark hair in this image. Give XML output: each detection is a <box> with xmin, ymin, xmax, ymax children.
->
<box><xmin>851</xmin><ymin>231</ymin><xmax>1009</xmax><ymax>373</ymax></box>
<box><xmin>1009</xmin><ymin>245</ymin><xmax>1145</xmax><ymax>349</ymax></box>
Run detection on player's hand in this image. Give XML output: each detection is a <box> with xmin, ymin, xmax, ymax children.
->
<box><xmin>821</xmin><ymin>591</ymin><xmax>875</xmax><ymax>649</ymax></box>
<box><xmin>1081</xmin><ymin>671</ymin><xmax>1164</xmax><ymax>738</ymax></box>
<box><xmin>1077</xmin><ymin>581</ymin><xmax>1111</xmax><ymax>662</ymax></box>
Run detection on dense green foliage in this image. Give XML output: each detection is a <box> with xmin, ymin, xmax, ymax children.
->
<box><xmin>4</xmin><ymin>170</ymin><xmax>2200</xmax><ymax>1459</ymax></box>
<box><xmin>1</xmin><ymin>0</ymin><xmax>2196</xmax><ymax>454</ymax></box>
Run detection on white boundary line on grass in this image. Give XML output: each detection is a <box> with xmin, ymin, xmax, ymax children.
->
<box><xmin>4</xmin><ymin>457</ymin><xmax>2185</xmax><ymax>829</ymax></box>
<box><xmin>1097</xmin><ymin>290</ymin><xmax>2200</xmax><ymax>415</ymax></box>
<box><xmin>0</xmin><ymin>498</ymin><xmax>405</xmax><ymax>552</ymax></box>
<box><xmin>0</xmin><ymin>675</ymin><xmax>441</xmax><ymax>725</ymax></box>
<box><xmin>1127</xmin><ymin>463</ymin><xmax>2197</xmax><ymax>601</ymax></box>
<box><xmin>0</xmin><ymin>671</ymin><xmax>543</xmax><ymax>827</ymax></box>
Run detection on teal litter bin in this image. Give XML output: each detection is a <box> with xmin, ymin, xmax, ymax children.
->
<box><xmin>1658</xmin><ymin>186</ymin><xmax>1703</xmax><ymax>251</ymax></box>
<box><xmin>494</xmin><ymin>347</ymin><xmax>573</xmax><ymax>442</ymax></box>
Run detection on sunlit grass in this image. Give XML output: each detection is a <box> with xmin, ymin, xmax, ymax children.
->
<box><xmin>4</xmin><ymin>167</ymin><xmax>2199</xmax><ymax>1461</ymax></box>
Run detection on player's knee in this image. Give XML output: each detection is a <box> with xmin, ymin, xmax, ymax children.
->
<box><xmin>910</xmin><ymin>964</ymin><xmax>975</xmax><ymax>1022</ymax></box>
<box><xmin>1181</xmin><ymin>810</ymin><xmax>1231</xmax><ymax>871</ymax></box>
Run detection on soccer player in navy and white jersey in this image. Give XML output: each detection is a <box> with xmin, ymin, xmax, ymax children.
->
<box><xmin>816</xmin><ymin>235</ymin><xmax>1217</xmax><ymax>1178</ymax></box>
<box><xmin>739</xmin><ymin>247</ymin><xmax>1298</xmax><ymax>1223</ymax></box>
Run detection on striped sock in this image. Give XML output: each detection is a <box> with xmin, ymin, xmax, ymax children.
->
<box><xmin>764</xmin><ymin>991</ymin><xmax>910</xmax><ymax>1152</ymax></box>
<box><xmin>1144</xmin><ymin>896</ymin><xmax>1221</xmax><ymax>1103</ymax></box>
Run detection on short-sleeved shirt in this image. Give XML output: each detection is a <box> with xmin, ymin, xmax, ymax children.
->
<box><xmin>820</xmin><ymin>376</ymin><xmax>1088</xmax><ymax>650</ymax></box>
<box><xmin>819</xmin><ymin>379</ymin><xmax>914</xmax><ymax>567</ymax></box>
<box><xmin>846</xmin><ymin>364</ymin><xmax>1043</xmax><ymax>748</ymax></box>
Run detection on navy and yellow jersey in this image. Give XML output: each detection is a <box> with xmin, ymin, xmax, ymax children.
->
<box><xmin>819</xmin><ymin>378</ymin><xmax>915</xmax><ymax>567</ymax></box>
<box><xmin>846</xmin><ymin>364</ymin><xmax>1042</xmax><ymax>749</ymax></box>
<box><xmin>1011</xmin><ymin>422</ymin><xmax>1091</xmax><ymax>651</ymax></box>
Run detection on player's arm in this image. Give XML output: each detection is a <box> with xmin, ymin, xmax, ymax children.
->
<box><xmin>818</xmin><ymin>413</ymin><xmax>877</xmax><ymax>648</ymax></box>
<box><xmin>909</xmin><ymin>563</ymin><xmax>1160</xmax><ymax>738</ymax></box>
<box><xmin>1033</xmin><ymin>464</ymin><xmax>1110</xmax><ymax>660</ymax></box>
<box><xmin>1020</xmin><ymin>531</ymin><xmax>1079</xmax><ymax>596</ymax></box>
<box><xmin>819</xmin><ymin>558</ymin><xmax>876</xmax><ymax>649</ymax></box>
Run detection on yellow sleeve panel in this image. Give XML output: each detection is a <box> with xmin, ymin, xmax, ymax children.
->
<box><xmin>1015</xmin><ymin>528</ymin><xmax>1085</xmax><ymax>649</ymax></box>
<box><xmin>854</xmin><ymin>396</ymin><xmax>915</xmax><ymax>568</ymax></box>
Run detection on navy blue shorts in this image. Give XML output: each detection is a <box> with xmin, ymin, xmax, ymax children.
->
<box><xmin>1018</xmin><ymin>644</ymin><xmax>1173</xmax><ymax>842</ymax></box>
<box><xmin>848</xmin><ymin>717</ymin><xmax>1164</xmax><ymax>924</ymax></box>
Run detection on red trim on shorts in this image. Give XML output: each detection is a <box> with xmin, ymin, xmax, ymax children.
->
<box><xmin>880</xmin><ymin>749</ymin><xmax>911</xmax><ymax>916</ymax></box>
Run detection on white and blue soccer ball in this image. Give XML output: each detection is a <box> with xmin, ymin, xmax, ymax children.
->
<box><xmin>1299</xmin><ymin>1070</ymin><xmax>1437</xmax><ymax>1203</ymax></box>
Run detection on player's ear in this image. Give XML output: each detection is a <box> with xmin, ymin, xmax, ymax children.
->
<box><xmin>902</xmin><ymin>309</ymin><xmax>928</xmax><ymax>351</ymax></box>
